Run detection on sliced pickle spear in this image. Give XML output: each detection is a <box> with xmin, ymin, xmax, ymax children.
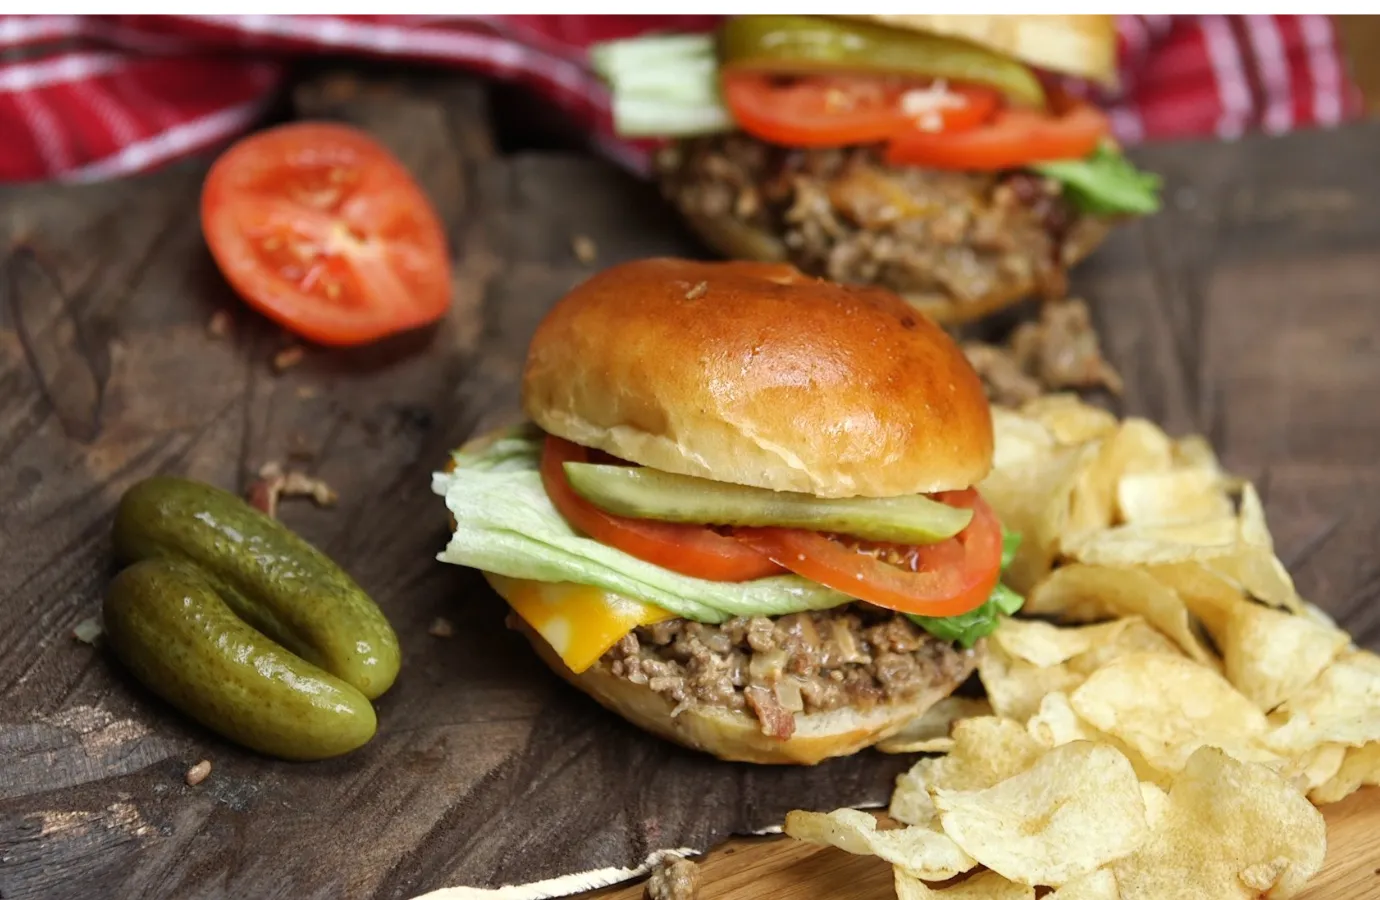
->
<box><xmin>719</xmin><ymin>15</ymin><xmax>1047</xmax><ymax>108</ymax></box>
<box><xmin>563</xmin><ymin>462</ymin><xmax>972</xmax><ymax>544</ymax></box>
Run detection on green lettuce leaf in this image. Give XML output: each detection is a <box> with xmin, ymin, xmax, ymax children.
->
<box><xmin>433</xmin><ymin>426</ymin><xmax>1024</xmax><ymax>644</ymax></box>
<box><xmin>1029</xmin><ymin>142</ymin><xmax>1162</xmax><ymax>216</ymax></box>
<box><xmin>908</xmin><ymin>583</ymin><xmax>1024</xmax><ymax>649</ymax></box>
<box><xmin>590</xmin><ymin>34</ymin><xmax>733</xmax><ymax>138</ymax></box>
<box><xmin>432</xmin><ymin>427</ymin><xmax>851</xmax><ymax>623</ymax></box>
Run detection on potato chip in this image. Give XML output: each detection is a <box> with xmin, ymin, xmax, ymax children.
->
<box><xmin>1139</xmin><ymin>782</ymin><xmax>1169</xmax><ymax>829</ymax></box>
<box><xmin>1117</xmin><ymin>468</ymin><xmax>1233</xmax><ymax>526</ymax></box>
<box><xmin>991</xmin><ymin>618</ymin><xmax>1133</xmax><ymax>669</ymax></box>
<box><xmin>1308</xmin><ymin>741</ymin><xmax>1380</xmax><ymax>805</ymax></box>
<box><xmin>977</xmin><ymin>642</ymin><xmax>1085</xmax><ymax>722</ymax></box>
<box><xmin>1065</xmin><ymin>517</ymin><xmax>1240</xmax><ymax>567</ymax></box>
<box><xmin>1023</xmin><ymin>691</ymin><xmax>1167</xmax><ymax>788</ymax></box>
<box><xmin>1157</xmin><ymin>562</ymin><xmax>1349</xmax><ymax>711</ymax></box>
<box><xmin>890</xmin><ymin>717</ymin><xmax>1044</xmax><ymax>828</ymax></box>
<box><xmin>979</xmin><ymin>442</ymin><xmax>1098</xmax><ymax>593</ymax></box>
<box><xmin>1282</xmin><ymin>743</ymin><xmax>1348</xmax><ymax>795</ymax></box>
<box><xmin>1171</xmin><ymin>433</ymin><xmax>1222</xmax><ymax>477</ymax></box>
<box><xmin>783</xmin><ymin>808</ymin><xmax>976</xmax><ymax>881</ymax></box>
<box><xmin>1300</xmin><ymin>600</ymin><xmax>1342</xmax><ymax>631</ymax></box>
<box><xmin>1045</xmin><ymin>869</ymin><xmax>1119</xmax><ymax>900</ymax></box>
<box><xmin>990</xmin><ymin>407</ymin><xmax>1057</xmax><ymax>472</ymax></box>
<box><xmin>1066</xmin><ymin>618</ymin><xmax>1183</xmax><ymax>676</ymax></box>
<box><xmin>1018</xmin><ymin>394</ymin><xmax>1118</xmax><ymax>444</ymax></box>
<box><xmin>890</xmin><ymin>768</ymin><xmax>939</xmax><ymax>828</ymax></box>
<box><xmin>894</xmin><ymin>869</ymin><xmax>1034</xmax><ymax>900</ymax></box>
<box><xmin>1070</xmin><ymin>653</ymin><xmax>1281</xmax><ymax>774</ymax></box>
<box><xmin>1267</xmin><ymin>655</ymin><xmax>1380</xmax><ymax>753</ymax></box>
<box><xmin>1024</xmin><ymin>564</ymin><xmax>1212</xmax><ymax>664</ymax></box>
<box><xmin>1066</xmin><ymin>418</ymin><xmax>1175</xmax><ymax>541</ymax></box>
<box><xmin>877</xmin><ymin>697</ymin><xmax>993</xmax><ymax>755</ymax></box>
<box><xmin>933</xmin><ymin>741</ymin><xmax>1148</xmax><ymax>886</ymax></box>
<box><xmin>1025</xmin><ymin>692</ymin><xmax>1098</xmax><ymax>748</ymax></box>
<box><xmin>1111</xmin><ymin>747</ymin><xmax>1326</xmax><ymax>900</ymax></box>
<box><xmin>1200</xmin><ymin>483</ymin><xmax>1300</xmax><ymax>612</ymax></box>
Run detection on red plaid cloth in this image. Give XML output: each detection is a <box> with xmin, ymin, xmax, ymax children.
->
<box><xmin>0</xmin><ymin>14</ymin><xmax>1364</xmax><ymax>184</ymax></box>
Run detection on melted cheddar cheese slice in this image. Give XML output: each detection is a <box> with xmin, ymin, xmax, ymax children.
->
<box><xmin>483</xmin><ymin>573</ymin><xmax>674</xmax><ymax>673</ymax></box>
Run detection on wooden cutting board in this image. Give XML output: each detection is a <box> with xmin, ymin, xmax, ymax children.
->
<box><xmin>2</xmin><ymin>69</ymin><xmax>1379</xmax><ymax>900</ymax></box>
<box><xmin>593</xmin><ymin>787</ymin><xmax>1380</xmax><ymax>899</ymax></box>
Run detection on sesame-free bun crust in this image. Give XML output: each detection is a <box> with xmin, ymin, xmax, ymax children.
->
<box><xmin>512</xmin><ymin>617</ymin><xmax>976</xmax><ymax>765</ymax></box>
<box><xmin>522</xmin><ymin>259</ymin><xmax>993</xmax><ymax>498</ymax></box>
<box><xmin>846</xmin><ymin>14</ymin><xmax>1119</xmax><ymax>87</ymax></box>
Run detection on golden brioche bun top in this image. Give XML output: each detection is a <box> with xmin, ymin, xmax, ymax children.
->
<box><xmin>844</xmin><ymin>14</ymin><xmax>1119</xmax><ymax>87</ymax></box>
<box><xmin>521</xmin><ymin>259</ymin><xmax>993</xmax><ymax>498</ymax></box>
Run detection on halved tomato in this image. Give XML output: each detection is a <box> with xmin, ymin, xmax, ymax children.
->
<box><xmin>734</xmin><ymin>489</ymin><xmax>1003</xmax><ymax>617</ymax></box>
<box><xmin>721</xmin><ymin>71</ymin><xmax>1000</xmax><ymax>148</ymax></box>
<box><xmin>540</xmin><ymin>436</ymin><xmax>785</xmax><ymax>583</ymax></box>
<box><xmin>201</xmin><ymin>122</ymin><xmax>452</xmax><ymax>347</ymax></box>
<box><xmin>885</xmin><ymin>98</ymin><xmax>1109</xmax><ymax>171</ymax></box>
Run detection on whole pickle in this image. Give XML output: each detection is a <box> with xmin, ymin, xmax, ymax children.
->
<box><xmin>104</xmin><ymin>558</ymin><xmax>377</xmax><ymax>761</ymax></box>
<box><xmin>112</xmin><ymin>476</ymin><xmax>399</xmax><ymax>699</ymax></box>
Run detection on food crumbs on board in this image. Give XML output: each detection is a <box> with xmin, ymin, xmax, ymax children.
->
<box><xmin>962</xmin><ymin>298</ymin><xmax>1122</xmax><ymax>407</ymax></box>
<box><xmin>429</xmin><ymin>618</ymin><xmax>455</xmax><ymax>639</ymax></box>
<box><xmin>206</xmin><ymin>310</ymin><xmax>232</xmax><ymax>339</ymax></box>
<box><xmin>684</xmin><ymin>281</ymin><xmax>709</xmax><ymax>301</ymax></box>
<box><xmin>273</xmin><ymin>345</ymin><xmax>305</xmax><ymax>374</ymax></box>
<box><xmin>247</xmin><ymin>462</ymin><xmax>338</xmax><ymax>518</ymax></box>
<box><xmin>645</xmin><ymin>855</ymin><xmax>700</xmax><ymax>900</ymax></box>
<box><xmin>571</xmin><ymin>234</ymin><xmax>598</xmax><ymax>265</ymax></box>
<box><xmin>72</xmin><ymin>617</ymin><xmax>103</xmax><ymax>644</ymax></box>
<box><xmin>185</xmin><ymin>760</ymin><xmax>212</xmax><ymax>786</ymax></box>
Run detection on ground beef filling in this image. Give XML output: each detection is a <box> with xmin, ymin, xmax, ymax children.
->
<box><xmin>599</xmin><ymin>605</ymin><xmax>975</xmax><ymax>740</ymax></box>
<box><xmin>656</xmin><ymin>134</ymin><xmax>1111</xmax><ymax>309</ymax></box>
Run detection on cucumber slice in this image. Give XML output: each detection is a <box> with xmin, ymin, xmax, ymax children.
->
<box><xmin>563</xmin><ymin>463</ymin><xmax>972</xmax><ymax>544</ymax></box>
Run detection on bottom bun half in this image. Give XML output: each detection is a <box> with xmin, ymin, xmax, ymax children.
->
<box><xmin>511</xmin><ymin>616</ymin><xmax>976</xmax><ymax>766</ymax></box>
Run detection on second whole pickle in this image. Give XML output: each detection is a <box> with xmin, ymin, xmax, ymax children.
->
<box><xmin>104</xmin><ymin>557</ymin><xmax>378</xmax><ymax>761</ymax></box>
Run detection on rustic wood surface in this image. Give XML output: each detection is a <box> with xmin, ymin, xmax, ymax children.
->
<box><xmin>1</xmin><ymin>70</ymin><xmax>1378</xmax><ymax>900</ymax></box>
<box><xmin>594</xmin><ymin>787</ymin><xmax>1380</xmax><ymax>900</ymax></box>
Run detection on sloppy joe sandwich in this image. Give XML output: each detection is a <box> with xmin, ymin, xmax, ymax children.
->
<box><xmin>432</xmin><ymin>259</ymin><xmax>1021</xmax><ymax>764</ymax></box>
<box><xmin>591</xmin><ymin>15</ymin><xmax>1160</xmax><ymax>324</ymax></box>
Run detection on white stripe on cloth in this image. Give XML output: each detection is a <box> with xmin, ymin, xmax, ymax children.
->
<box><xmin>1300</xmin><ymin>14</ymin><xmax>1343</xmax><ymax>126</ymax></box>
<box><xmin>1200</xmin><ymin>14</ymin><xmax>1253</xmax><ymax>140</ymax></box>
<box><xmin>1243</xmin><ymin>15</ymin><xmax>1294</xmax><ymax>135</ymax></box>
<box><xmin>0</xmin><ymin>15</ymin><xmax>81</xmax><ymax>48</ymax></box>
<box><xmin>12</xmin><ymin>90</ymin><xmax>72</xmax><ymax>176</ymax></box>
<box><xmin>1110</xmin><ymin>15</ymin><xmax>1148</xmax><ymax>142</ymax></box>
<box><xmin>72</xmin><ymin>77</ymin><xmax>141</xmax><ymax>146</ymax></box>
<box><xmin>61</xmin><ymin>94</ymin><xmax>271</xmax><ymax>183</ymax></box>
<box><xmin>182</xmin><ymin>14</ymin><xmax>599</xmax><ymax>98</ymax></box>
<box><xmin>0</xmin><ymin>52</ymin><xmax>124</xmax><ymax>94</ymax></box>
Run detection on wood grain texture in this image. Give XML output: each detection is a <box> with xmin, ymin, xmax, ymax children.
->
<box><xmin>0</xmin><ymin>70</ymin><xmax>1378</xmax><ymax>900</ymax></box>
<box><xmin>0</xmin><ymin>75</ymin><xmax>908</xmax><ymax>900</ymax></box>
<box><xmin>592</xmin><ymin>787</ymin><xmax>1380</xmax><ymax>900</ymax></box>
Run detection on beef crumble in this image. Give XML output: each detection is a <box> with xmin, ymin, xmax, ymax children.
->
<box><xmin>646</xmin><ymin>856</ymin><xmax>700</xmax><ymax>900</ymax></box>
<box><xmin>599</xmin><ymin>606</ymin><xmax>975</xmax><ymax>740</ymax></box>
<box><xmin>963</xmin><ymin>297</ymin><xmax>1124</xmax><ymax>407</ymax></box>
<box><xmin>656</xmin><ymin>134</ymin><xmax>1111</xmax><ymax>311</ymax></box>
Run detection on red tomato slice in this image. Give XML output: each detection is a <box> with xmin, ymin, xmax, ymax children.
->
<box><xmin>734</xmin><ymin>489</ymin><xmax>1003</xmax><ymax>617</ymax></box>
<box><xmin>540</xmin><ymin>436</ymin><xmax>785</xmax><ymax>583</ymax></box>
<box><xmin>885</xmin><ymin>98</ymin><xmax>1109</xmax><ymax>171</ymax></box>
<box><xmin>201</xmin><ymin>122</ymin><xmax>452</xmax><ymax>347</ymax></box>
<box><xmin>721</xmin><ymin>72</ymin><xmax>1000</xmax><ymax>148</ymax></box>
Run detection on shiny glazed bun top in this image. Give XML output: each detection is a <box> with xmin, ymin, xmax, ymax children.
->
<box><xmin>522</xmin><ymin>259</ymin><xmax>993</xmax><ymax>498</ymax></box>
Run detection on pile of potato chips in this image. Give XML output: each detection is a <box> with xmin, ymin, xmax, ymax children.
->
<box><xmin>786</xmin><ymin>395</ymin><xmax>1380</xmax><ymax>899</ymax></box>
